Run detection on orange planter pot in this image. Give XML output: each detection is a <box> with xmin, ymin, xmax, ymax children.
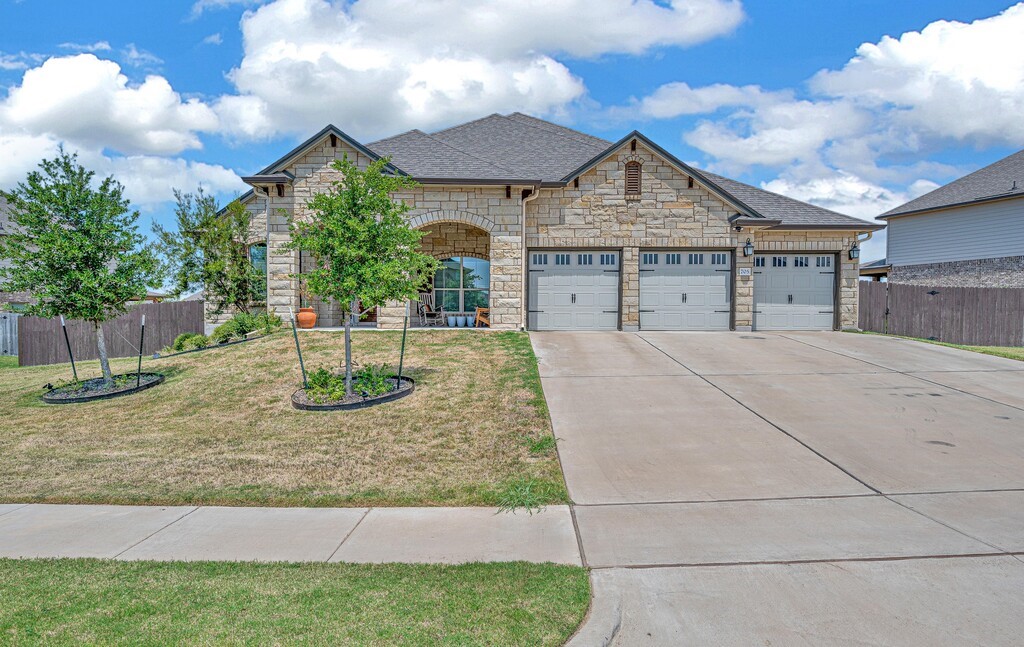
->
<box><xmin>296</xmin><ymin>307</ymin><xmax>317</xmax><ymax>329</ymax></box>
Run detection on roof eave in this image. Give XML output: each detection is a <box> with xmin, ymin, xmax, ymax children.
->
<box><xmin>413</xmin><ymin>177</ymin><xmax>543</xmax><ymax>186</ymax></box>
<box><xmin>878</xmin><ymin>191</ymin><xmax>1024</xmax><ymax>220</ymax></box>
<box><xmin>768</xmin><ymin>223</ymin><xmax>887</xmax><ymax>232</ymax></box>
<box><xmin>257</xmin><ymin>124</ymin><xmax>406</xmax><ymax>177</ymax></box>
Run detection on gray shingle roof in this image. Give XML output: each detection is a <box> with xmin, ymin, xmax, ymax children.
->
<box><xmin>881</xmin><ymin>149</ymin><xmax>1024</xmax><ymax>218</ymax></box>
<box><xmin>700</xmin><ymin>171</ymin><xmax>881</xmax><ymax>229</ymax></box>
<box><xmin>368</xmin><ymin>113</ymin><xmax>610</xmax><ymax>183</ymax></box>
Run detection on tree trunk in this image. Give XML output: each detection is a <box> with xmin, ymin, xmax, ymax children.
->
<box><xmin>95</xmin><ymin>322</ymin><xmax>113</xmax><ymax>386</ymax></box>
<box><xmin>344</xmin><ymin>298</ymin><xmax>357</xmax><ymax>397</ymax></box>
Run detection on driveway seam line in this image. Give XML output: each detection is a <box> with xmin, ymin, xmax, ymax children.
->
<box><xmin>327</xmin><ymin>508</ymin><xmax>371</xmax><ymax>562</ymax></box>
<box><xmin>779</xmin><ymin>334</ymin><xmax>1024</xmax><ymax>413</ymax></box>
<box><xmin>637</xmin><ymin>333</ymin><xmax>882</xmax><ymax>495</ymax></box>
<box><xmin>112</xmin><ymin>506</ymin><xmax>200</xmax><ymax>559</ymax></box>
<box><xmin>586</xmin><ymin>551</ymin><xmax>1023</xmax><ymax>570</ymax></box>
<box><xmin>883</xmin><ymin>495</ymin><xmax>1013</xmax><ymax>556</ymax></box>
<box><xmin>0</xmin><ymin>503</ymin><xmax>30</xmax><ymax>519</ymax></box>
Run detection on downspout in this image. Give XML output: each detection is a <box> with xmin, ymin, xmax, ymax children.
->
<box><xmin>521</xmin><ymin>186</ymin><xmax>540</xmax><ymax>331</ymax></box>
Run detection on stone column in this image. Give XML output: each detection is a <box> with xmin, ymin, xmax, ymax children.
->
<box><xmin>733</xmin><ymin>243</ymin><xmax>755</xmax><ymax>331</ymax></box>
<box><xmin>489</xmin><ymin>233</ymin><xmax>523</xmax><ymax>330</ymax></box>
<box><xmin>265</xmin><ymin>192</ymin><xmax>299</xmax><ymax>319</ymax></box>
<box><xmin>620</xmin><ymin>246</ymin><xmax>640</xmax><ymax>331</ymax></box>
<box><xmin>838</xmin><ymin>236</ymin><xmax>859</xmax><ymax>330</ymax></box>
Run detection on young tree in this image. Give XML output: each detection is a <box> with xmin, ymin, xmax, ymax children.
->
<box><xmin>154</xmin><ymin>190</ymin><xmax>265</xmax><ymax>316</ymax></box>
<box><xmin>288</xmin><ymin>155</ymin><xmax>438</xmax><ymax>396</ymax></box>
<box><xmin>0</xmin><ymin>150</ymin><xmax>160</xmax><ymax>386</ymax></box>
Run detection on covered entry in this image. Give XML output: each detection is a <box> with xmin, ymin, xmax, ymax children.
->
<box><xmin>753</xmin><ymin>253</ymin><xmax>836</xmax><ymax>330</ymax></box>
<box><xmin>528</xmin><ymin>250</ymin><xmax>620</xmax><ymax>330</ymax></box>
<box><xmin>639</xmin><ymin>251</ymin><xmax>732</xmax><ymax>330</ymax></box>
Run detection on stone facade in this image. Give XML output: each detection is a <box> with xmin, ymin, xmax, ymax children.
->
<box><xmin>238</xmin><ymin>135</ymin><xmax>864</xmax><ymax>331</ymax></box>
<box><xmin>890</xmin><ymin>255</ymin><xmax>1024</xmax><ymax>288</ymax></box>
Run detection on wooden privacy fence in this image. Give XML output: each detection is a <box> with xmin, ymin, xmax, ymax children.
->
<box><xmin>0</xmin><ymin>312</ymin><xmax>18</xmax><ymax>356</ymax></box>
<box><xmin>859</xmin><ymin>281</ymin><xmax>1024</xmax><ymax>346</ymax></box>
<box><xmin>17</xmin><ymin>300</ymin><xmax>205</xmax><ymax>367</ymax></box>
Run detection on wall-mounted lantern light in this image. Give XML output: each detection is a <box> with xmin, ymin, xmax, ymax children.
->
<box><xmin>743</xmin><ymin>238</ymin><xmax>754</xmax><ymax>257</ymax></box>
<box><xmin>849</xmin><ymin>243</ymin><xmax>860</xmax><ymax>260</ymax></box>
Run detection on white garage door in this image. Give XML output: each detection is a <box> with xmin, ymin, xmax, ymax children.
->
<box><xmin>639</xmin><ymin>251</ymin><xmax>732</xmax><ymax>330</ymax></box>
<box><xmin>754</xmin><ymin>254</ymin><xmax>836</xmax><ymax>330</ymax></box>
<box><xmin>528</xmin><ymin>251</ymin><xmax>620</xmax><ymax>330</ymax></box>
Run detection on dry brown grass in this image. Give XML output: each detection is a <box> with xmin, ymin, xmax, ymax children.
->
<box><xmin>0</xmin><ymin>330</ymin><xmax>566</xmax><ymax>507</ymax></box>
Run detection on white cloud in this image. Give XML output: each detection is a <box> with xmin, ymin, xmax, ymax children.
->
<box><xmin>202</xmin><ymin>33</ymin><xmax>223</xmax><ymax>46</ymax></box>
<box><xmin>0</xmin><ymin>54</ymin><xmax>218</xmax><ymax>155</ymax></box>
<box><xmin>216</xmin><ymin>0</ymin><xmax>744</xmax><ymax>140</ymax></box>
<box><xmin>190</xmin><ymin>0</ymin><xmax>263</xmax><ymax>19</ymax></box>
<box><xmin>101</xmin><ymin>156</ymin><xmax>245</xmax><ymax>207</ymax></box>
<box><xmin>619</xmin><ymin>3</ymin><xmax>1024</xmax><ymax>220</ymax></box>
<box><xmin>122</xmin><ymin>44</ymin><xmax>164</xmax><ymax>68</ymax></box>
<box><xmin>58</xmin><ymin>41</ymin><xmax>112</xmax><ymax>53</ymax></box>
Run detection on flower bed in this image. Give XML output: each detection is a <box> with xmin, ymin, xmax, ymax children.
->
<box><xmin>42</xmin><ymin>373</ymin><xmax>164</xmax><ymax>404</ymax></box>
<box><xmin>291</xmin><ymin>376</ymin><xmax>414</xmax><ymax>411</ymax></box>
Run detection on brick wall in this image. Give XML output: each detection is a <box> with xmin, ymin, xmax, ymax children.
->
<box><xmin>890</xmin><ymin>255</ymin><xmax>1024</xmax><ymax>288</ymax></box>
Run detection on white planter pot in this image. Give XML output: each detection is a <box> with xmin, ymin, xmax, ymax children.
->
<box><xmin>457</xmin><ymin>316</ymin><xmax>468</xmax><ymax>327</ymax></box>
<box><xmin>447</xmin><ymin>316</ymin><xmax>457</xmax><ymax>327</ymax></box>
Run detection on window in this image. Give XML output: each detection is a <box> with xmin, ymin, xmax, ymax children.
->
<box><xmin>688</xmin><ymin>253</ymin><xmax>704</xmax><ymax>265</ymax></box>
<box><xmin>600</xmin><ymin>253</ymin><xmax>617</xmax><ymax>266</ymax></box>
<box><xmin>711</xmin><ymin>253</ymin><xmax>728</xmax><ymax>265</ymax></box>
<box><xmin>532</xmin><ymin>253</ymin><xmax>548</xmax><ymax>266</ymax></box>
<box><xmin>433</xmin><ymin>257</ymin><xmax>490</xmax><ymax>313</ymax></box>
<box><xmin>772</xmin><ymin>256</ymin><xmax>787</xmax><ymax>267</ymax></box>
<box><xmin>625</xmin><ymin>161</ymin><xmax>642</xmax><ymax>198</ymax></box>
<box><xmin>555</xmin><ymin>253</ymin><xmax>571</xmax><ymax>266</ymax></box>
<box><xmin>666</xmin><ymin>253</ymin><xmax>682</xmax><ymax>265</ymax></box>
<box><xmin>578</xmin><ymin>253</ymin><xmax>593</xmax><ymax>266</ymax></box>
<box><xmin>642</xmin><ymin>253</ymin><xmax>658</xmax><ymax>265</ymax></box>
<box><xmin>754</xmin><ymin>257</ymin><xmax>765</xmax><ymax>267</ymax></box>
<box><xmin>249</xmin><ymin>243</ymin><xmax>268</xmax><ymax>296</ymax></box>
<box><xmin>794</xmin><ymin>256</ymin><xmax>809</xmax><ymax>268</ymax></box>
<box><xmin>816</xmin><ymin>256</ymin><xmax>832</xmax><ymax>268</ymax></box>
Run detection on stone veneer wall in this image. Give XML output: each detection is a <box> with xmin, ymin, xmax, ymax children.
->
<box><xmin>890</xmin><ymin>255</ymin><xmax>1024</xmax><ymax>288</ymax></box>
<box><xmin>417</xmin><ymin>223</ymin><xmax>490</xmax><ymax>260</ymax></box>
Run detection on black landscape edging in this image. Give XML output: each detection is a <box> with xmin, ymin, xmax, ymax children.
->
<box><xmin>291</xmin><ymin>377</ymin><xmax>415</xmax><ymax>411</ymax></box>
<box><xmin>153</xmin><ymin>333</ymin><xmax>268</xmax><ymax>359</ymax></box>
<box><xmin>42</xmin><ymin>373</ymin><xmax>166</xmax><ymax>404</ymax></box>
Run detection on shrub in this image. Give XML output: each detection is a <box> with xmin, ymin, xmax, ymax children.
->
<box><xmin>181</xmin><ymin>333</ymin><xmax>209</xmax><ymax>351</ymax></box>
<box><xmin>306</xmin><ymin>364</ymin><xmax>395</xmax><ymax>403</ymax></box>
<box><xmin>353</xmin><ymin>364</ymin><xmax>393</xmax><ymax>397</ymax></box>
<box><xmin>212</xmin><ymin>312</ymin><xmax>282</xmax><ymax>344</ymax></box>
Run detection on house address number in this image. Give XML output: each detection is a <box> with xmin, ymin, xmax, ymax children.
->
<box><xmin>738</xmin><ymin>268</ymin><xmax>752</xmax><ymax>276</ymax></box>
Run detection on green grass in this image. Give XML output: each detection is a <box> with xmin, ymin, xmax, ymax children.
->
<box><xmin>0</xmin><ymin>356</ymin><xmax>16</xmax><ymax>370</ymax></box>
<box><xmin>0</xmin><ymin>330</ymin><xmax>567</xmax><ymax>508</ymax></box>
<box><xmin>0</xmin><ymin>559</ymin><xmax>590</xmax><ymax>646</ymax></box>
<box><xmin>851</xmin><ymin>331</ymin><xmax>1024</xmax><ymax>362</ymax></box>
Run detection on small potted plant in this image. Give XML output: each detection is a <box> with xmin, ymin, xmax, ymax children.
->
<box><xmin>297</xmin><ymin>279</ymin><xmax>317</xmax><ymax>329</ymax></box>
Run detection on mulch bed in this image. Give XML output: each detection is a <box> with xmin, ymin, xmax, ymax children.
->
<box><xmin>42</xmin><ymin>373</ymin><xmax>165</xmax><ymax>404</ymax></box>
<box><xmin>291</xmin><ymin>377</ymin><xmax>415</xmax><ymax>411</ymax></box>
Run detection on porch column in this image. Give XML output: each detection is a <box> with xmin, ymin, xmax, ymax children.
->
<box><xmin>489</xmin><ymin>233</ymin><xmax>523</xmax><ymax>330</ymax></box>
<box><xmin>265</xmin><ymin>191</ymin><xmax>299</xmax><ymax>319</ymax></box>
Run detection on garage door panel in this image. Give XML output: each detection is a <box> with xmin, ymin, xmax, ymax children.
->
<box><xmin>639</xmin><ymin>251</ymin><xmax>732</xmax><ymax>331</ymax></box>
<box><xmin>754</xmin><ymin>254</ymin><xmax>835</xmax><ymax>331</ymax></box>
<box><xmin>528</xmin><ymin>251</ymin><xmax>620</xmax><ymax>331</ymax></box>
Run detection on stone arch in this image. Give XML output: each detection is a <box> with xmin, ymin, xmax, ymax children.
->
<box><xmin>407</xmin><ymin>209</ymin><xmax>497</xmax><ymax>234</ymax></box>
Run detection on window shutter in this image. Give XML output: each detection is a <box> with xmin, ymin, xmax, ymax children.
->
<box><xmin>625</xmin><ymin>161</ymin><xmax>641</xmax><ymax>197</ymax></box>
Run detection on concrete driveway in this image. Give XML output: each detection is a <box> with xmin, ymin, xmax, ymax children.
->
<box><xmin>531</xmin><ymin>331</ymin><xmax>1024</xmax><ymax>646</ymax></box>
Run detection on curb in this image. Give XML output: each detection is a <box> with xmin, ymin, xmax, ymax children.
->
<box><xmin>565</xmin><ymin>572</ymin><xmax>622</xmax><ymax>647</ymax></box>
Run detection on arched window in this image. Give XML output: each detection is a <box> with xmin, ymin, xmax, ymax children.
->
<box><xmin>625</xmin><ymin>161</ymin><xmax>642</xmax><ymax>198</ymax></box>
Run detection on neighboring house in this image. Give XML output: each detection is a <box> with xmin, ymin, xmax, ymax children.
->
<box><xmin>232</xmin><ymin>113</ymin><xmax>882</xmax><ymax>331</ymax></box>
<box><xmin>870</xmin><ymin>149</ymin><xmax>1024</xmax><ymax>287</ymax></box>
<box><xmin>0</xmin><ymin>195</ymin><xmax>32</xmax><ymax>311</ymax></box>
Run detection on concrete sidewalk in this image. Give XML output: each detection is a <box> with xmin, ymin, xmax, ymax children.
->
<box><xmin>0</xmin><ymin>503</ymin><xmax>581</xmax><ymax>565</ymax></box>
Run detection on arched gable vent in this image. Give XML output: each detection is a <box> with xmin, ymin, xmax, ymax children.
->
<box><xmin>625</xmin><ymin>160</ymin><xmax>642</xmax><ymax>198</ymax></box>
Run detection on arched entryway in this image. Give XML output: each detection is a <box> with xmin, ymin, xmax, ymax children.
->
<box><xmin>414</xmin><ymin>221</ymin><xmax>492</xmax><ymax>326</ymax></box>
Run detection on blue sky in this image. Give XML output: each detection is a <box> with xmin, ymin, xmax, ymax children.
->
<box><xmin>3</xmin><ymin>0</ymin><xmax>1023</xmax><ymax>261</ymax></box>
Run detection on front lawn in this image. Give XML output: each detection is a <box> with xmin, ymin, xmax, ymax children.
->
<box><xmin>0</xmin><ymin>559</ymin><xmax>589</xmax><ymax>646</ymax></box>
<box><xmin>0</xmin><ymin>330</ymin><xmax>566</xmax><ymax>507</ymax></box>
